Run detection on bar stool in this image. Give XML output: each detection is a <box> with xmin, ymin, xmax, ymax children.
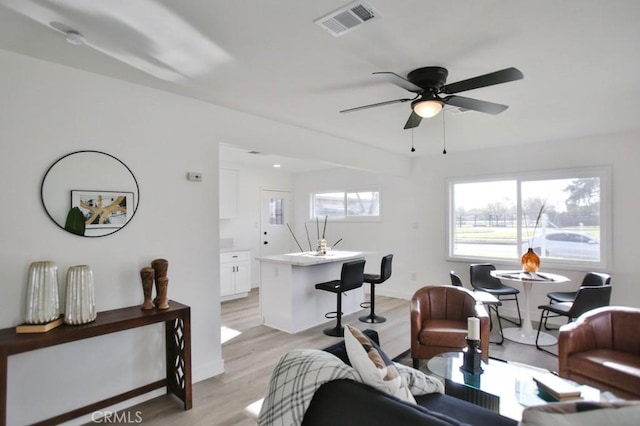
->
<box><xmin>315</xmin><ymin>259</ymin><xmax>366</xmax><ymax>337</ymax></box>
<box><xmin>359</xmin><ymin>254</ymin><xmax>393</xmax><ymax>324</ymax></box>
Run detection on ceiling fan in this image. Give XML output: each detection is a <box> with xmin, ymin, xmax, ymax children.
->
<box><xmin>340</xmin><ymin>66</ymin><xmax>524</xmax><ymax>129</ymax></box>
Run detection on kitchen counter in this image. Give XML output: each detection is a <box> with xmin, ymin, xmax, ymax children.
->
<box><xmin>256</xmin><ymin>250</ymin><xmax>363</xmax><ymax>266</ymax></box>
<box><xmin>257</xmin><ymin>250</ymin><xmax>365</xmax><ymax>333</ymax></box>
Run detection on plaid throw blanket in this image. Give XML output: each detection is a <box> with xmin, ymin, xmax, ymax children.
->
<box><xmin>257</xmin><ymin>349</ymin><xmax>444</xmax><ymax>425</ymax></box>
<box><xmin>258</xmin><ymin>349</ymin><xmax>361</xmax><ymax>426</ymax></box>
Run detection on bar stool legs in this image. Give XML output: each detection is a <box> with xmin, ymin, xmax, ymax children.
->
<box><xmin>323</xmin><ymin>292</ymin><xmax>345</xmax><ymax>337</ymax></box>
<box><xmin>359</xmin><ymin>283</ymin><xmax>386</xmax><ymax>323</ymax></box>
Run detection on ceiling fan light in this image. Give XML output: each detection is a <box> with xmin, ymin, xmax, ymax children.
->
<box><xmin>413</xmin><ymin>99</ymin><xmax>443</xmax><ymax>118</ymax></box>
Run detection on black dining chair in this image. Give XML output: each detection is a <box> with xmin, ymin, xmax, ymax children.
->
<box><xmin>546</xmin><ymin>272</ymin><xmax>611</xmax><ymax>304</ymax></box>
<box><xmin>469</xmin><ymin>263</ymin><xmax>522</xmax><ymax>327</ymax></box>
<box><xmin>543</xmin><ymin>272</ymin><xmax>611</xmax><ymax>330</ymax></box>
<box><xmin>359</xmin><ymin>254</ymin><xmax>393</xmax><ymax>324</ymax></box>
<box><xmin>452</xmin><ymin>270</ymin><xmax>504</xmax><ymax>344</ymax></box>
<box><xmin>536</xmin><ymin>285</ymin><xmax>612</xmax><ymax>355</ymax></box>
<box><xmin>449</xmin><ymin>271</ymin><xmax>464</xmax><ymax>287</ymax></box>
<box><xmin>315</xmin><ymin>259</ymin><xmax>366</xmax><ymax>337</ymax></box>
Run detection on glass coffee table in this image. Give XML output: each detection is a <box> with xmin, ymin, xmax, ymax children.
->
<box><xmin>424</xmin><ymin>352</ymin><xmax>614</xmax><ymax>420</ymax></box>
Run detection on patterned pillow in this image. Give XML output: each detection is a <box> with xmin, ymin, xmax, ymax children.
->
<box><xmin>344</xmin><ymin>325</ymin><xmax>416</xmax><ymax>403</ymax></box>
<box><xmin>394</xmin><ymin>361</ymin><xmax>444</xmax><ymax>395</ymax></box>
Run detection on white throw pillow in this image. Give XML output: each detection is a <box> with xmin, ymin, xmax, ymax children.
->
<box><xmin>344</xmin><ymin>325</ymin><xmax>416</xmax><ymax>404</ymax></box>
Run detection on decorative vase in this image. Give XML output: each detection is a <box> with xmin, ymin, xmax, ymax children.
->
<box><xmin>140</xmin><ymin>267</ymin><xmax>155</xmax><ymax>310</ymax></box>
<box><xmin>156</xmin><ymin>277</ymin><xmax>170</xmax><ymax>310</ymax></box>
<box><xmin>151</xmin><ymin>258</ymin><xmax>168</xmax><ymax>305</ymax></box>
<box><xmin>521</xmin><ymin>248</ymin><xmax>540</xmax><ymax>273</ymax></box>
<box><xmin>25</xmin><ymin>261</ymin><xmax>60</xmax><ymax>324</ymax></box>
<box><xmin>64</xmin><ymin>265</ymin><xmax>97</xmax><ymax>325</ymax></box>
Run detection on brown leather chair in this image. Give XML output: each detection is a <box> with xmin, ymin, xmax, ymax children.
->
<box><xmin>558</xmin><ymin>306</ymin><xmax>640</xmax><ymax>399</ymax></box>
<box><xmin>411</xmin><ymin>285</ymin><xmax>490</xmax><ymax>368</ymax></box>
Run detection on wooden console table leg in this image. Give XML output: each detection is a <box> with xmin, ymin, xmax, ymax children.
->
<box><xmin>1</xmin><ymin>349</ymin><xmax>7</xmax><ymax>426</ymax></box>
<box><xmin>165</xmin><ymin>309</ymin><xmax>192</xmax><ymax>410</ymax></box>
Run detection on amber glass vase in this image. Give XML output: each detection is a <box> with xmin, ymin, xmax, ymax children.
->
<box><xmin>521</xmin><ymin>248</ymin><xmax>540</xmax><ymax>273</ymax></box>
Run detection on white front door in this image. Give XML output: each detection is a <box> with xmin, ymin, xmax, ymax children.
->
<box><xmin>260</xmin><ymin>190</ymin><xmax>296</xmax><ymax>257</ymax></box>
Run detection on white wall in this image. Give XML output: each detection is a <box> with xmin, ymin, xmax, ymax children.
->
<box><xmin>219</xmin><ymin>163</ymin><xmax>294</xmax><ymax>286</ymax></box>
<box><xmin>0</xmin><ymin>50</ymin><xmax>223</xmax><ymax>425</ymax></box>
<box><xmin>293</xmin><ymin>130</ymin><xmax>640</xmax><ymax>321</ymax></box>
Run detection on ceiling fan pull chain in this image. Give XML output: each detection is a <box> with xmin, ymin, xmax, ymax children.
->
<box><xmin>411</xmin><ymin>129</ymin><xmax>416</xmax><ymax>152</ymax></box>
<box><xmin>442</xmin><ymin>111</ymin><xmax>447</xmax><ymax>155</ymax></box>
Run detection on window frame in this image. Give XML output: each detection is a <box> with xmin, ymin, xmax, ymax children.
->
<box><xmin>310</xmin><ymin>186</ymin><xmax>382</xmax><ymax>222</ymax></box>
<box><xmin>446</xmin><ymin>167</ymin><xmax>611</xmax><ymax>270</ymax></box>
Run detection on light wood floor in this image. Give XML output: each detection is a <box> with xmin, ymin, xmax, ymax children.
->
<box><xmin>126</xmin><ymin>289</ymin><xmax>559</xmax><ymax>425</ymax></box>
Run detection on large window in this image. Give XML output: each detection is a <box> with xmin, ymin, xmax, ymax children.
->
<box><xmin>312</xmin><ymin>188</ymin><xmax>380</xmax><ymax>220</ymax></box>
<box><xmin>448</xmin><ymin>168</ymin><xmax>610</xmax><ymax>268</ymax></box>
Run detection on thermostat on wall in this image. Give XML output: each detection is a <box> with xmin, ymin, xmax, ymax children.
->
<box><xmin>187</xmin><ymin>172</ymin><xmax>202</xmax><ymax>182</ymax></box>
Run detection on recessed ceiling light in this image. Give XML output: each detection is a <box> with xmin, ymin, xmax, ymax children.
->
<box><xmin>273</xmin><ymin>164</ymin><xmax>281</xmax><ymax>168</ymax></box>
<box><xmin>65</xmin><ymin>30</ymin><xmax>85</xmax><ymax>46</ymax></box>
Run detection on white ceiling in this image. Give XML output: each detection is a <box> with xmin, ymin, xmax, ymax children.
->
<box><xmin>1</xmin><ymin>0</ymin><xmax>639</xmax><ymax>166</ymax></box>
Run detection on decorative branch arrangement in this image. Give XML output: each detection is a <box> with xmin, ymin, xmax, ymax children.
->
<box><xmin>285</xmin><ymin>216</ymin><xmax>343</xmax><ymax>255</ymax></box>
<box><xmin>525</xmin><ymin>202</ymin><xmax>548</xmax><ymax>248</ymax></box>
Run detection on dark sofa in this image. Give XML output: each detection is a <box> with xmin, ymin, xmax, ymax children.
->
<box><xmin>300</xmin><ymin>330</ymin><xmax>517</xmax><ymax>426</ymax></box>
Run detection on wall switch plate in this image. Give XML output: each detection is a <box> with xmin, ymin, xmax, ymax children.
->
<box><xmin>187</xmin><ymin>172</ymin><xmax>202</xmax><ymax>182</ymax></box>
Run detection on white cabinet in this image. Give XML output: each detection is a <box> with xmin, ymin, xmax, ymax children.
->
<box><xmin>219</xmin><ymin>169</ymin><xmax>238</xmax><ymax>219</ymax></box>
<box><xmin>220</xmin><ymin>250</ymin><xmax>251</xmax><ymax>300</ymax></box>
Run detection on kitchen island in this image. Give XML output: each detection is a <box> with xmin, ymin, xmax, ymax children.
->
<box><xmin>256</xmin><ymin>250</ymin><xmax>365</xmax><ymax>333</ymax></box>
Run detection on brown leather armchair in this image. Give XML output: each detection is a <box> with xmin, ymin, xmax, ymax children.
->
<box><xmin>411</xmin><ymin>285</ymin><xmax>490</xmax><ymax>368</ymax></box>
<box><xmin>558</xmin><ymin>306</ymin><xmax>640</xmax><ymax>399</ymax></box>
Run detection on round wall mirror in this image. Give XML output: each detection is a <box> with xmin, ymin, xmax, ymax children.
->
<box><xmin>41</xmin><ymin>150</ymin><xmax>140</xmax><ymax>237</ymax></box>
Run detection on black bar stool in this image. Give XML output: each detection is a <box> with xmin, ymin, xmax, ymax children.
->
<box><xmin>359</xmin><ymin>254</ymin><xmax>393</xmax><ymax>324</ymax></box>
<box><xmin>315</xmin><ymin>259</ymin><xmax>366</xmax><ymax>337</ymax></box>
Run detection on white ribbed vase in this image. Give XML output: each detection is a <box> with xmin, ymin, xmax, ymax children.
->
<box><xmin>64</xmin><ymin>265</ymin><xmax>97</xmax><ymax>325</ymax></box>
<box><xmin>25</xmin><ymin>261</ymin><xmax>60</xmax><ymax>324</ymax></box>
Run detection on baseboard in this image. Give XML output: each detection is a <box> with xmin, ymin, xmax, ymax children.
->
<box><xmin>376</xmin><ymin>288</ymin><xmax>413</xmax><ymax>300</ymax></box>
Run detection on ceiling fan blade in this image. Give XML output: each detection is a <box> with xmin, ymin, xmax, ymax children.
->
<box><xmin>444</xmin><ymin>95</ymin><xmax>508</xmax><ymax>115</ymax></box>
<box><xmin>441</xmin><ymin>67</ymin><xmax>524</xmax><ymax>94</ymax></box>
<box><xmin>403</xmin><ymin>111</ymin><xmax>423</xmax><ymax>129</ymax></box>
<box><xmin>373</xmin><ymin>72</ymin><xmax>424</xmax><ymax>92</ymax></box>
<box><xmin>340</xmin><ymin>98</ymin><xmax>412</xmax><ymax>114</ymax></box>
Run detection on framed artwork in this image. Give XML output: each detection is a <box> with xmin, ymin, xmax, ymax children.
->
<box><xmin>71</xmin><ymin>190</ymin><xmax>134</xmax><ymax>229</ymax></box>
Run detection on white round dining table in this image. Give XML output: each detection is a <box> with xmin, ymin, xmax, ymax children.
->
<box><xmin>491</xmin><ymin>270</ymin><xmax>570</xmax><ymax>346</ymax></box>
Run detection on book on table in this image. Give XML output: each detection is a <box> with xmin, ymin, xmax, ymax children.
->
<box><xmin>15</xmin><ymin>317</ymin><xmax>64</xmax><ymax>333</ymax></box>
<box><xmin>533</xmin><ymin>374</ymin><xmax>583</xmax><ymax>401</ymax></box>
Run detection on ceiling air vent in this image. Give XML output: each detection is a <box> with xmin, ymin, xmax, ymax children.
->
<box><xmin>314</xmin><ymin>1</ymin><xmax>381</xmax><ymax>37</ymax></box>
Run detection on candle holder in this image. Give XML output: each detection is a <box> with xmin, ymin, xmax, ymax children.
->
<box><xmin>460</xmin><ymin>338</ymin><xmax>483</xmax><ymax>374</ymax></box>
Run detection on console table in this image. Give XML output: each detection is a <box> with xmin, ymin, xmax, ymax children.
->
<box><xmin>0</xmin><ymin>300</ymin><xmax>192</xmax><ymax>426</ymax></box>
